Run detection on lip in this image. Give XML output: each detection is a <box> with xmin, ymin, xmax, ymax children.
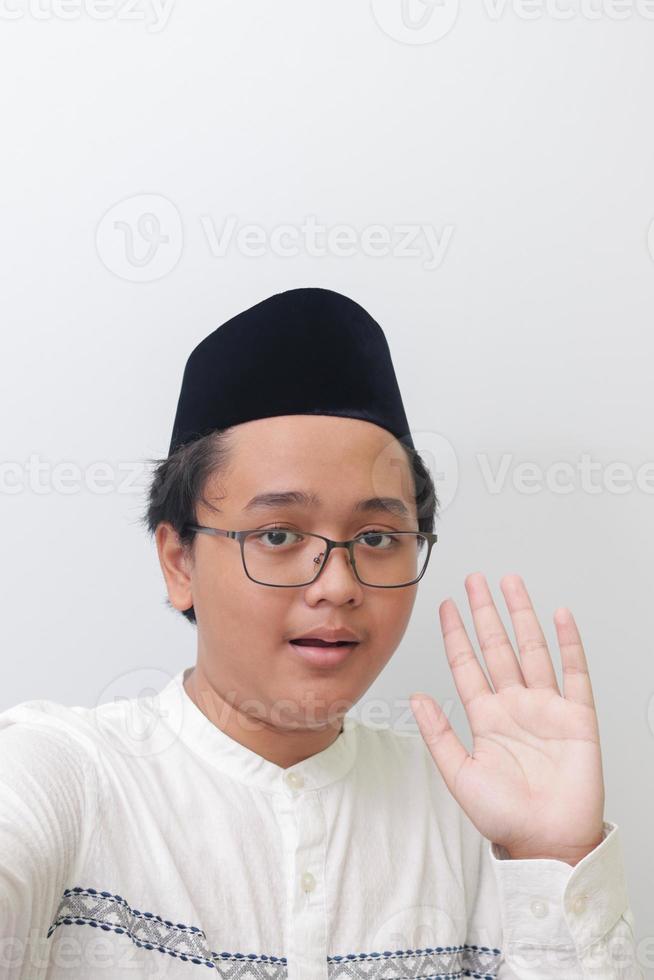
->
<box><xmin>288</xmin><ymin>640</ymin><xmax>359</xmax><ymax>667</ymax></box>
<box><xmin>290</xmin><ymin>627</ymin><xmax>361</xmax><ymax>643</ymax></box>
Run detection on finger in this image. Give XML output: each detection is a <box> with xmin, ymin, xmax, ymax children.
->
<box><xmin>464</xmin><ymin>572</ymin><xmax>526</xmax><ymax>692</ymax></box>
<box><xmin>553</xmin><ymin>607</ymin><xmax>596</xmax><ymax>710</ymax></box>
<box><xmin>439</xmin><ymin>598</ymin><xmax>494</xmax><ymax>710</ymax></box>
<box><xmin>500</xmin><ymin>574</ymin><xmax>561</xmax><ymax>692</ymax></box>
<box><xmin>410</xmin><ymin>693</ymin><xmax>470</xmax><ymax>797</ymax></box>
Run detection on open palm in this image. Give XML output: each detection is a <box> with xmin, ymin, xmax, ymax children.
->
<box><xmin>410</xmin><ymin>573</ymin><xmax>605</xmax><ymax>864</ymax></box>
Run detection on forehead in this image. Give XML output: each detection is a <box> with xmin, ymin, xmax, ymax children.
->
<box><xmin>233</xmin><ymin>413</ymin><xmax>396</xmax><ymax>449</ymax></box>
<box><xmin>217</xmin><ymin>414</ymin><xmax>415</xmax><ymax>515</ymax></box>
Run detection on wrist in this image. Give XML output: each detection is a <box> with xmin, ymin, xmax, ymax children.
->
<box><xmin>504</xmin><ymin>848</ymin><xmax>584</xmax><ymax>865</ymax></box>
<box><xmin>503</xmin><ymin>829</ymin><xmax>606</xmax><ymax>865</ymax></box>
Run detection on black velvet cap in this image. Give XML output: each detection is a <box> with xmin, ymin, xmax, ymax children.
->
<box><xmin>167</xmin><ymin>287</ymin><xmax>414</xmax><ymax>456</ymax></box>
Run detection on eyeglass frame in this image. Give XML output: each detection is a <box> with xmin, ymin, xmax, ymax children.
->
<box><xmin>182</xmin><ymin>523</ymin><xmax>438</xmax><ymax>588</ymax></box>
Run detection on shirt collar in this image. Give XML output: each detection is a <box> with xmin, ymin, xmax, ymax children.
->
<box><xmin>156</xmin><ymin>666</ymin><xmax>359</xmax><ymax>795</ymax></box>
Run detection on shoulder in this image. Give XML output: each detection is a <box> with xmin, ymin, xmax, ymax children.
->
<box><xmin>0</xmin><ymin>684</ymin><xmax>157</xmax><ymax>792</ymax></box>
<box><xmin>0</xmin><ymin>697</ymin><xmax>106</xmax><ymax>799</ymax></box>
<box><xmin>0</xmin><ymin>677</ymin><xmax>177</xmax><ymax>755</ymax></box>
<box><xmin>0</xmin><ymin>671</ymin><xmax>187</xmax><ymax>793</ymax></box>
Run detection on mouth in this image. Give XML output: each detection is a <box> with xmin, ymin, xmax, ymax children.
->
<box><xmin>288</xmin><ymin>638</ymin><xmax>360</xmax><ymax>667</ymax></box>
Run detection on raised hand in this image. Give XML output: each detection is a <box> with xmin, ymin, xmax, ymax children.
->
<box><xmin>410</xmin><ymin>572</ymin><xmax>605</xmax><ymax>864</ymax></box>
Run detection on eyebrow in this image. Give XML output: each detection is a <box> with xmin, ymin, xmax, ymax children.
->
<box><xmin>242</xmin><ymin>490</ymin><xmax>411</xmax><ymax>519</ymax></box>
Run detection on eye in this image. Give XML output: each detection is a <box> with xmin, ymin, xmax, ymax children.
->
<box><xmin>356</xmin><ymin>529</ymin><xmax>399</xmax><ymax>549</ymax></box>
<box><xmin>252</xmin><ymin>528</ymin><xmax>303</xmax><ymax>549</ymax></box>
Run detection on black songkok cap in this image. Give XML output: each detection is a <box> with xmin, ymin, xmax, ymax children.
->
<box><xmin>168</xmin><ymin>286</ymin><xmax>414</xmax><ymax>457</ymax></box>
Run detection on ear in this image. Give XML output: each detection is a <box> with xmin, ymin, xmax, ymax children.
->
<box><xmin>154</xmin><ymin>522</ymin><xmax>194</xmax><ymax>612</ymax></box>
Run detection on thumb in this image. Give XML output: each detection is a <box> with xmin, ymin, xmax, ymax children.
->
<box><xmin>410</xmin><ymin>693</ymin><xmax>469</xmax><ymax>799</ymax></box>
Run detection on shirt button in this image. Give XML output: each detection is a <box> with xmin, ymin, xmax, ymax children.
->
<box><xmin>301</xmin><ymin>872</ymin><xmax>316</xmax><ymax>893</ymax></box>
<box><xmin>284</xmin><ymin>771</ymin><xmax>304</xmax><ymax>790</ymax></box>
<box><xmin>570</xmin><ymin>893</ymin><xmax>589</xmax><ymax>915</ymax></box>
<box><xmin>530</xmin><ymin>899</ymin><xmax>548</xmax><ymax>918</ymax></box>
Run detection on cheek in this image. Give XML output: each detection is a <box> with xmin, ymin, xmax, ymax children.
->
<box><xmin>197</xmin><ymin>562</ymin><xmax>291</xmax><ymax>638</ymax></box>
<box><xmin>190</xmin><ymin>552</ymin><xmax>249</xmax><ymax>626</ymax></box>
<box><xmin>374</xmin><ymin>590</ymin><xmax>416</xmax><ymax>635</ymax></box>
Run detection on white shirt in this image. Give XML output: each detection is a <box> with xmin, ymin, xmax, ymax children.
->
<box><xmin>0</xmin><ymin>665</ymin><xmax>641</xmax><ymax>979</ymax></box>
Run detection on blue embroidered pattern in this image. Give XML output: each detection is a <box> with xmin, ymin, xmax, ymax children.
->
<box><xmin>48</xmin><ymin>887</ymin><xmax>502</xmax><ymax>979</ymax></box>
<box><xmin>328</xmin><ymin>946</ymin><xmax>501</xmax><ymax>978</ymax></box>
<box><xmin>48</xmin><ymin>887</ymin><xmax>287</xmax><ymax>977</ymax></box>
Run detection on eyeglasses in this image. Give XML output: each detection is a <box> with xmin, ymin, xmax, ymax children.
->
<box><xmin>183</xmin><ymin>524</ymin><xmax>438</xmax><ymax>588</ymax></box>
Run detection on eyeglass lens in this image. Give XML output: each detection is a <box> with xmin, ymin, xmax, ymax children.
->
<box><xmin>242</xmin><ymin>529</ymin><xmax>429</xmax><ymax>586</ymax></box>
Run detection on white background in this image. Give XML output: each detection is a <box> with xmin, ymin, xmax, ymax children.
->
<box><xmin>1</xmin><ymin>0</ymin><xmax>652</xmax><ymax>962</ymax></box>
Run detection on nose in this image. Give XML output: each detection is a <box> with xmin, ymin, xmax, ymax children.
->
<box><xmin>313</xmin><ymin>543</ymin><xmax>353</xmax><ymax>574</ymax></box>
<box><xmin>307</xmin><ymin>543</ymin><xmax>361</xmax><ymax>596</ymax></box>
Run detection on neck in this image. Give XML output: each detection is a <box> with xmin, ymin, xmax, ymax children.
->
<box><xmin>182</xmin><ymin>664</ymin><xmax>345</xmax><ymax>769</ymax></box>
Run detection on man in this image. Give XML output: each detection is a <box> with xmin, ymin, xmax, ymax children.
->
<box><xmin>0</xmin><ymin>287</ymin><xmax>641</xmax><ymax>978</ymax></box>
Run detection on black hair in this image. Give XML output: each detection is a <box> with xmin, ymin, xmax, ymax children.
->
<box><xmin>140</xmin><ymin>427</ymin><xmax>439</xmax><ymax>626</ymax></box>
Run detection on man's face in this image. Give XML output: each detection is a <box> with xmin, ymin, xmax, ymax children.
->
<box><xmin>179</xmin><ymin>415</ymin><xmax>420</xmax><ymax>732</ymax></box>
